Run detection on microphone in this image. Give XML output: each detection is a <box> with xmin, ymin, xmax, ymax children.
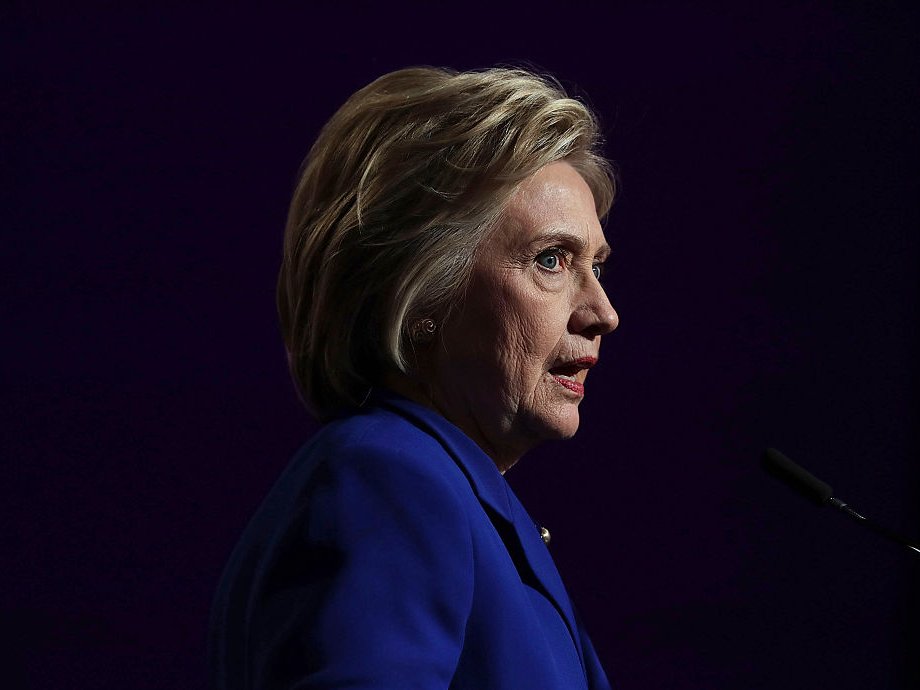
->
<box><xmin>761</xmin><ymin>448</ymin><xmax>920</xmax><ymax>556</ymax></box>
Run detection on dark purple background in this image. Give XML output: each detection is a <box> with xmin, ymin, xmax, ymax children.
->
<box><xmin>3</xmin><ymin>3</ymin><xmax>918</xmax><ymax>688</ymax></box>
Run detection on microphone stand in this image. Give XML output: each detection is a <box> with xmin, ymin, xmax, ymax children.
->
<box><xmin>827</xmin><ymin>497</ymin><xmax>920</xmax><ymax>556</ymax></box>
<box><xmin>762</xmin><ymin>448</ymin><xmax>920</xmax><ymax>557</ymax></box>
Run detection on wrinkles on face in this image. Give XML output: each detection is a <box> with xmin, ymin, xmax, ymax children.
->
<box><xmin>417</xmin><ymin>161</ymin><xmax>619</xmax><ymax>473</ymax></box>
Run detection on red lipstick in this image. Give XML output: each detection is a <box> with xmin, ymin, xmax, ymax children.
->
<box><xmin>552</xmin><ymin>375</ymin><xmax>585</xmax><ymax>395</ymax></box>
<box><xmin>548</xmin><ymin>356</ymin><xmax>597</xmax><ymax>397</ymax></box>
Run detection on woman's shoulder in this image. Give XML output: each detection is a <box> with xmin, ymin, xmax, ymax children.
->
<box><xmin>284</xmin><ymin>403</ymin><xmax>471</xmax><ymax>504</ymax></box>
<box><xmin>279</xmin><ymin>404</ymin><xmax>478</xmax><ymax>547</ymax></box>
<box><xmin>305</xmin><ymin>404</ymin><xmax>448</xmax><ymax>471</ymax></box>
<box><xmin>231</xmin><ymin>403</ymin><xmax>475</xmax><ymax>565</ymax></box>
<box><xmin>320</xmin><ymin>404</ymin><xmax>444</xmax><ymax>456</ymax></box>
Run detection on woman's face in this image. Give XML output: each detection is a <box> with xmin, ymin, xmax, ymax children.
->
<box><xmin>428</xmin><ymin>161</ymin><xmax>619</xmax><ymax>472</ymax></box>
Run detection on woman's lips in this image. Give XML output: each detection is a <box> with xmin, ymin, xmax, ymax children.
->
<box><xmin>549</xmin><ymin>357</ymin><xmax>597</xmax><ymax>397</ymax></box>
<box><xmin>552</xmin><ymin>373</ymin><xmax>585</xmax><ymax>395</ymax></box>
<box><xmin>548</xmin><ymin>356</ymin><xmax>596</xmax><ymax>396</ymax></box>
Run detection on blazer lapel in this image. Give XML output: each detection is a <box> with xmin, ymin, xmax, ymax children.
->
<box><xmin>376</xmin><ymin>391</ymin><xmax>587</xmax><ymax>670</ymax></box>
<box><xmin>375</xmin><ymin>390</ymin><xmax>514</xmax><ymax>523</ymax></box>
<box><xmin>501</xmin><ymin>480</ymin><xmax>587</xmax><ymax>669</ymax></box>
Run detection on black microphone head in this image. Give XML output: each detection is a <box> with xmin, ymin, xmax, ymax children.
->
<box><xmin>762</xmin><ymin>448</ymin><xmax>834</xmax><ymax>506</ymax></box>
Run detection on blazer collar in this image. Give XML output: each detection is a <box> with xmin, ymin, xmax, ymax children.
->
<box><xmin>371</xmin><ymin>389</ymin><xmax>587</xmax><ymax>671</ymax></box>
<box><xmin>372</xmin><ymin>388</ymin><xmax>514</xmax><ymax>522</ymax></box>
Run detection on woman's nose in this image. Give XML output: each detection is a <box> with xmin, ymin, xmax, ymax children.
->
<box><xmin>569</xmin><ymin>278</ymin><xmax>619</xmax><ymax>337</ymax></box>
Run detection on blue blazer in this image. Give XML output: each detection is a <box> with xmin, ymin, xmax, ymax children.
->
<box><xmin>209</xmin><ymin>390</ymin><xmax>612</xmax><ymax>689</ymax></box>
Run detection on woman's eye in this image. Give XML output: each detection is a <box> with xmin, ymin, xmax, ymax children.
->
<box><xmin>536</xmin><ymin>249</ymin><xmax>563</xmax><ymax>271</ymax></box>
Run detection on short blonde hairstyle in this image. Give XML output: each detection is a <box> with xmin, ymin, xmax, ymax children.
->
<box><xmin>277</xmin><ymin>66</ymin><xmax>616</xmax><ymax>420</ymax></box>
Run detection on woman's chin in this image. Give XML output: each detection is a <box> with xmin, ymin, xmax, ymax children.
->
<box><xmin>524</xmin><ymin>405</ymin><xmax>582</xmax><ymax>444</ymax></box>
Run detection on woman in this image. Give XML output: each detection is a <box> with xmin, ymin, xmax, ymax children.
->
<box><xmin>210</xmin><ymin>66</ymin><xmax>619</xmax><ymax>689</ymax></box>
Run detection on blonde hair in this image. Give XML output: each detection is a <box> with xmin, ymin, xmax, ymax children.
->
<box><xmin>277</xmin><ymin>65</ymin><xmax>616</xmax><ymax>420</ymax></box>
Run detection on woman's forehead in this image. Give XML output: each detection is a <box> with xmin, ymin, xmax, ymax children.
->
<box><xmin>513</xmin><ymin>162</ymin><xmax>594</xmax><ymax>208</ymax></box>
<box><xmin>500</xmin><ymin>163</ymin><xmax>609</xmax><ymax>253</ymax></box>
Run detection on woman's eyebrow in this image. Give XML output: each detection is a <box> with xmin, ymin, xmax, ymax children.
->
<box><xmin>532</xmin><ymin>230</ymin><xmax>586</xmax><ymax>251</ymax></box>
<box><xmin>532</xmin><ymin>230</ymin><xmax>611</xmax><ymax>260</ymax></box>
